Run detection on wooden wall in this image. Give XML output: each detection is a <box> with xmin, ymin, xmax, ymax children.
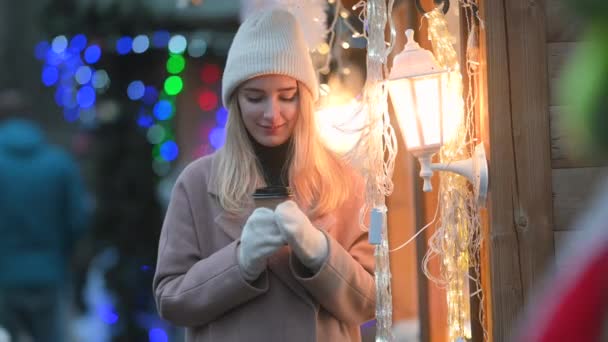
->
<box><xmin>478</xmin><ymin>0</ymin><xmax>607</xmax><ymax>340</ymax></box>
<box><xmin>479</xmin><ymin>0</ymin><xmax>556</xmax><ymax>340</ymax></box>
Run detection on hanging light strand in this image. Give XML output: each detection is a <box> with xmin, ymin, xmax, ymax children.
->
<box><xmin>420</xmin><ymin>5</ymin><xmax>487</xmax><ymax>341</ymax></box>
<box><xmin>342</xmin><ymin>0</ymin><xmax>399</xmax><ymax>340</ymax></box>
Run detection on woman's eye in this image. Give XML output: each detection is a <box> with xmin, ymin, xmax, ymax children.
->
<box><xmin>246</xmin><ymin>97</ymin><xmax>263</xmax><ymax>103</ymax></box>
<box><xmin>280</xmin><ymin>96</ymin><xmax>297</xmax><ymax>102</ymax></box>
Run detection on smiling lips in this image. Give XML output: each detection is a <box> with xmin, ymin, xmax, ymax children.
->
<box><xmin>259</xmin><ymin>123</ymin><xmax>286</xmax><ymax>134</ymax></box>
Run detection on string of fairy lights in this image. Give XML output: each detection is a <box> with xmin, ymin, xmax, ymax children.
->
<box><xmin>35</xmin><ymin>30</ymin><xmax>228</xmax><ymax>177</ymax></box>
<box><xmin>35</xmin><ymin>30</ymin><xmax>230</xmax><ymax>341</ymax></box>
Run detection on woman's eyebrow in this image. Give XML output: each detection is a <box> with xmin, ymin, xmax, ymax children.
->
<box><xmin>241</xmin><ymin>86</ymin><xmax>297</xmax><ymax>93</ymax></box>
<box><xmin>241</xmin><ymin>88</ymin><xmax>264</xmax><ymax>93</ymax></box>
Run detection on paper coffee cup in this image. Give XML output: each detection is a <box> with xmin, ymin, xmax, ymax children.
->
<box><xmin>252</xmin><ymin>186</ymin><xmax>293</xmax><ymax>210</ymax></box>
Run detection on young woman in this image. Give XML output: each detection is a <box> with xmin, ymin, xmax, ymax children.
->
<box><xmin>153</xmin><ymin>8</ymin><xmax>375</xmax><ymax>341</ymax></box>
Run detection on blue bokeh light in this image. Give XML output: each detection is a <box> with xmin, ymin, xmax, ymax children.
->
<box><xmin>149</xmin><ymin>328</ymin><xmax>168</xmax><ymax>342</ymax></box>
<box><xmin>63</xmin><ymin>108</ymin><xmax>79</xmax><ymax>122</ymax></box>
<box><xmin>42</xmin><ymin>66</ymin><xmax>59</xmax><ymax>87</ymax></box>
<box><xmin>132</xmin><ymin>35</ymin><xmax>150</xmax><ymax>54</ymax></box>
<box><xmin>152</xmin><ymin>30</ymin><xmax>171</xmax><ymax>48</ymax></box>
<box><xmin>77</xmin><ymin>86</ymin><xmax>96</xmax><ymax>108</ymax></box>
<box><xmin>61</xmin><ymin>69</ymin><xmax>76</xmax><ymax>82</ymax></box>
<box><xmin>153</xmin><ymin>100</ymin><xmax>173</xmax><ymax>121</ymax></box>
<box><xmin>116</xmin><ymin>36</ymin><xmax>133</xmax><ymax>55</ymax></box>
<box><xmin>187</xmin><ymin>37</ymin><xmax>207</xmax><ymax>58</ymax></box>
<box><xmin>91</xmin><ymin>70</ymin><xmax>110</xmax><ymax>89</ymax></box>
<box><xmin>168</xmin><ymin>35</ymin><xmax>187</xmax><ymax>54</ymax></box>
<box><xmin>142</xmin><ymin>86</ymin><xmax>159</xmax><ymax>105</ymax></box>
<box><xmin>64</xmin><ymin>52</ymin><xmax>83</xmax><ymax>70</ymax></box>
<box><xmin>67</xmin><ymin>57</ymin><xmax>80</xmax><ymax>70</ymax></box>
<box><xmin>56</xmin><ymin>86</ymin><xmax>77</xmax><ymax>109</ymax></box>
<box><xmin>215</xmin><ymin>107</ymin><xmax>228</xmax><ymax>127</ymax></box>
<box><xmin>160</xmin><ymin>141</ymin><xmax>179</xmax><ymax>162</ymax></box>
<box><xmin>209</xmin><ymin>127</ymin><xmax>226</xmax><ymax>149</ymax></box>
<box><xmin>137</xmin><ymin>114</ymin><xmax>155</xmax><ymax>128</ymax></box>
<box><xmin>54</xmin><ymin>87</ymin><xmax>66</xmax><ymax>107</ymax></box>
<box><xmin>69</xmin><ymin>34</ymin><xmax>88</xmax><ymax>51</ymax></box>
<box><xmin>127</xmin><ymin>81</ymin><xmax>145</xmax><ymax>101</ymax></box>
<box><xmin>98</xmin><ymin>304</ymin><xmax>119</xmax><ymax>325</ymax></box>
<box><xmin>84</xmin><ymin>45</ymin><xmax>102</xmax><ymax>64</ymax></box>
<box><xmin>45</xmin><ymin>50</ymin><xmax>63</xmax><ymax>66</ymax></box>
<box><xmin>75</xmin><ymin>66</ymin><xmax>93</xmax><ymax>85</ymax></box>
<box><xmin>51</xmin><ymin>35</ymin><xmax>68</xmax><ymax>54</ymax></box>
<box><xmin>35</xmin><ymin>41</ymin><xmax>50</xmax><ymax>60</ymax></box>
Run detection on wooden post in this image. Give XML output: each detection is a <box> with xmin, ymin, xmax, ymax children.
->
<box><xmin>478</xmin><ymin>0</ymin><xmax>555</xmax><ymax>340</ymax></box>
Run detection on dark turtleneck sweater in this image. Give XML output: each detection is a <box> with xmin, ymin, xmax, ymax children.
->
<box><xmin>248</xmin><ymin>133</ymin><xmax>291</xmax><ymax>187</ymax></box>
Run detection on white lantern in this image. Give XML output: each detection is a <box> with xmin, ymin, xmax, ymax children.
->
<box><xmin>387</xmin><ymin>29</ymin><xmax>488</xmax><ymax>206</ymax></box>
<box><xmin>388</xmin><ymin>29</ymin><xmax>448</xmax><ymax>155</ymax></box>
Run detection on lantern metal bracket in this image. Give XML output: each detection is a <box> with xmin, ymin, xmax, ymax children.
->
<box><xmin>415</xmin><ymin>0</ymin><xmax>450</xmax><ymax>15</ymax></box>
<box><xmin>414</xmin><ymin>143</ymin><xmax>488</xmax><ymax>207</ymax></box>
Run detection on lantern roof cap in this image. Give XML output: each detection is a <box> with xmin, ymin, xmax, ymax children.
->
<box><xmin>389</xmin><ymin>29</ymin><xmax>446</xmax><ymax>80</ymax></box>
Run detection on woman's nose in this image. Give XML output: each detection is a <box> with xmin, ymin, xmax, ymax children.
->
<box><xmin>262</xmin><ymin>98</ymin><xmax>280</xmax><ymax>121</ymax></box>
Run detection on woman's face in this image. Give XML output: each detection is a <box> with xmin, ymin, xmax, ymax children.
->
<box><xmin>237</xmin><ymin>75</ymin><xmax>299</xmax><ymax>147</ymax></box>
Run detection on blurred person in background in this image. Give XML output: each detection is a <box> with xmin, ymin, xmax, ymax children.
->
<box><xmin>514</xmin><ymin>0</ymin><xmax>608</xmax><ymax>340</ymax></box>
<box><xmin>153</xmin><ymin>8</ymin><xmax>375</xmax><ymax>342</ymax></box>
<box><xmin>0</xmin><ymin>88</ymin><xmax>90</xmax><ymax>342</ymax></box>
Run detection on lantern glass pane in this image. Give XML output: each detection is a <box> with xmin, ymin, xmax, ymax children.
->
<box><xmin>413</xmin><ymin>75</ymin><xmax>443</xmax><ymax>148</ymax></box>
<box><xmin>388</xmin><ymin>78</ymin><xmax>421</xmax><ymax>149</ymax></box>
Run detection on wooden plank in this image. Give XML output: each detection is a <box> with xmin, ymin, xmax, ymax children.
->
<box><xmin>552</xmin><ymin>167</ymin><xmax>608</xmax><ymax>231</ymax></box>
<box><xmin>478</xmin><ymin>1</ymin><xmax>519</xmax><ymax>340</ymax></box>
<box><xmin>546</xmin><ymin>0</ymin><xmax>582</xmax><ymax>43</ymax></box>
<box><xmin>503</xmin><ymin>0</ymin><xmax>555</xmax><ymax>289</ymax></box>
<box><xmin>479</xmin><ymin>0</ymin><xmax>556</xmax><ymax>340</ymax></box>
<box><xmin>550</xmin><ymin>106</ymin><xmax>567</xmax><ymax>163</ymax></box>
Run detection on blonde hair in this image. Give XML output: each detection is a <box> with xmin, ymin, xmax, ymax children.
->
<box><xmin>214</xmin><ymin>82</ymin><xmax>352</xmax><ymax>217</ymax></box>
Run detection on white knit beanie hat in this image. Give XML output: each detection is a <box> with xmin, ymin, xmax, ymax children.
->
<box><xmin>221</xmin><ymin>8</ymin><xmax>319</xmax><ymax>107</ymax></box>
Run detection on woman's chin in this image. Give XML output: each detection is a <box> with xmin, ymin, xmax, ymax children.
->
<box><xmin>254</xmin><ymin>135</ymin><xmax>289</xmax><ymax>147</ymax></box>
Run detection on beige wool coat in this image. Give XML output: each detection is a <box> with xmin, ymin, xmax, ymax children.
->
<box><xmin>153</xmin><ymin>153</ymin><xmax>376</xmax><ymax>341</ymax></box>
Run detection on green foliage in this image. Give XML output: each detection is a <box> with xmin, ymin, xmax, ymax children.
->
<box><xmin>559</xmin><ymin>20</ymin><xmax>608</xmax><ymax>156</ymax></box>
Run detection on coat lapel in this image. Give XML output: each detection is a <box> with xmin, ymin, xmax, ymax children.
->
<box><xmin>213</xmin><ymin>207</ymin><xmax>252</xmax><ymax>241</ymax></box>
